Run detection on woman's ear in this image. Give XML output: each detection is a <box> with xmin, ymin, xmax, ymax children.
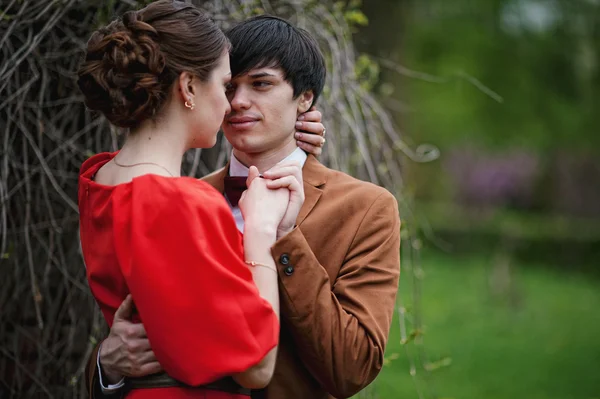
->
<box><xmin>177</xmin><ymin>72</ymin><xmax>196</xmax><ymax>104</ymax></box>
<box><xmin>297</xmin><ymin>91</ymin><xmax>315</xmax><ymax>114</ymax></box>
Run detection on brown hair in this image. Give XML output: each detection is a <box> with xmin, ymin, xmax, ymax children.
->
<box><xmin>77</xmin><ymin>0</ymin><xmax>228</xmax><ymax>129</ymax></box>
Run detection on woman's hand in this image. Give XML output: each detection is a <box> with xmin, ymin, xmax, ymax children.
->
<box><xmin>295</xmin><ymin>106</ymin><xmax>326</xmax><ymax>156</ymax></box>
<box><xmin>239</xmin><ymin>166</ymin><xmax>289</xmax><ymax>238</ymax></box>
<box><xmin>263</xmin><ymin>162</ymin><xmax>304</xmax><ymax>240</ymax></box>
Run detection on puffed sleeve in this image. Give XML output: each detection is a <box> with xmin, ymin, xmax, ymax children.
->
<box><xmin>111</xmin><ymin>175</ymin><xmax>278</xmax><ymax>386</ymax></box>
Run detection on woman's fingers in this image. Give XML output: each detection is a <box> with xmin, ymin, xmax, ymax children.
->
<box><xmin>295</xmin><ymin>131</ymin><xmax>326</xmax><ymax>146</ymax></box>
<box><xmin>296</xmin><ymin>140</ymin><xmax>323</xmax><ymax>156</ymax></box>
<box><xmin>295</xmin><ymin>121</ymin><xmax>325</xmax><ymax>136</ymax></box>
<box><xmin>295</xmin><ymin>129</ymin><xmax>326</xmax><ymax>157</ymax></box>
<box><xmin>297</xmin><ymin>107</ymin><xmax>322</xmax><ymax>123</ymax></box>
<box><xmin>246</xmin><ymin>165</ymin><xmax>260</xmax><ymax>187</ymax></box>
<box><xmin>296</xmin><ymin>105</ymin><xmax>325</xmax><ymax>157</ymax></box>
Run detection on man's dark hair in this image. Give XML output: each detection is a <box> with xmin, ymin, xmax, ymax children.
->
<box><xmin>226</xmin><ymin>15</ymin><xmax>326</xmax><ymax>106</ymax></box>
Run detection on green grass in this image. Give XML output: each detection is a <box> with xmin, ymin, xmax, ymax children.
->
<box><xmin>417</xmin><ymin>201</ymin><xmax>600</xmax><ymax>242</ymax></box>
<box><xmin>367</xmin><ymin>251</ymin><xmax>600</xmax><ymax>399</ymax></box>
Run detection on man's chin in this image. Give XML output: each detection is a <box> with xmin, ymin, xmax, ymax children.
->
<box><xmin>224</xmin><ymin>134</ymin><xmax>264</xmax><ymax>154</ymax></box>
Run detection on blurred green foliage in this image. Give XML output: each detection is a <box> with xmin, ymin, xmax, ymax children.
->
<box><xmin>354</xmin><ymin>3</ymin><xmax>600</xmax><ymax>398</ymax></box>
<box><xmin>371</xmin><ymin>250</ymin><xmax>600</xmax><ymax>399</ymax></box>
<box><xmin>364</xmin><ymin>0</ymin><xmax>599</xmax><ymax>152</ymax></box>
<box><xmin>358</xmin><ymin>0</ymin><xmax>600</xmax><ymax>247</ymax></box>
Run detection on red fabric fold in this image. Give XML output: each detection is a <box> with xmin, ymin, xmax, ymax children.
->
<box><xmin>79</xmin><ymin>152</ymin><xmax>278</xmax><ymax>391</ymax></box>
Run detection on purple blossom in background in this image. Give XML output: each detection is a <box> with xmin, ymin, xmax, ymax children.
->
<box><xmin>445</xmin><ymin>147</ymin><xmax>540</xmax><ymax>209</ymax></box>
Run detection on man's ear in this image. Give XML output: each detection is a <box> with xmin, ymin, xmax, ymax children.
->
<box><xmin>177</xmin><ymin>72</ymin><xmax>196</xmax><ymax>104</ymax></box>
<box><xmin>297</xmin><ymin>91</ymin><xmax>315</xmax><ymax>114</ymax></box>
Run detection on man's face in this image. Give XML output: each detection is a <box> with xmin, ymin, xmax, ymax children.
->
<box><xmin>222</xmin><ymin>67</ymin><xmax>310</xmax><ymax>154</ymax></box>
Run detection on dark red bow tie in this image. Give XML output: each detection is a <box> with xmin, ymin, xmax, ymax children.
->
<box><xmin>223</xmin><ymin>176</ymin><xmax>247</xmax><ymax>207</ymax></box>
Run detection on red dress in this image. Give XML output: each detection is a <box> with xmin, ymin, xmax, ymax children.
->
<box><xmin>78</xmin><ymin>152</ymin><xmax>278</xmax><ymax>398</ymax></box>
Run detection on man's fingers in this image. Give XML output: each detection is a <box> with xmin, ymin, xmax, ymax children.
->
<box><xmin>269</xmin><ymin>161</ymin><xmax>301</xmax><ymax>170</ymax></box>
<box><xmin>138</xmin><ymin>349</ymin><xmax>158</xmax><ymax>364</ymax></box>
<box><xmin>116</xmin><ymin>321</ymin><xmax>147</xmax><ymax>341</ymax></box>
<box><xmin>296</xmin><ymin>140</ymin><xmax>323</xmax><ymax>156</ymax></box>
<box><xmin>128</xmin><ymin>337</ymin><xmax>152</xmax><ymax>352</ymax></box>
<box><xmin>262</xmin><ymin>166</ymin><xmax>302</xmax><ymax>181</ymax></box>
<box><xmin>266</xmin><ymin>176</ymin><xmax>303</xmax><ymax>192</ymax></box>
<box><xmin>114</xmin><ymin>294</ymin><xmax>134</xmax><ymax>321</ymax></box>
<box><xmin>136</xmin><ymin>362</ymin><xmax>163</xmax><ymax>377</ymax></box>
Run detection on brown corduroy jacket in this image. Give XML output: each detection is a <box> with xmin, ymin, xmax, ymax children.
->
<box><xmin>85</xmin><ymin>155</ymin><xmax>401</xmax><ymax>399</ymax></box>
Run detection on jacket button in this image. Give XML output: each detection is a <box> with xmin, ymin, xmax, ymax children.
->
<box><xmin>284</xmin><ymin>266</ymin><xmax>294</xmax><ymax>276</ymax></box>
<box><xmin>279</xmin><ymin>254</ymin><xmax>290</xmax><ymax>265</ymax></box>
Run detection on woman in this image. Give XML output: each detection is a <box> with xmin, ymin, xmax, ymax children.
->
<box><xmin>77</xmin><ymin>1</ymin><xmax>324</xmax><ymax>397</ymax></box>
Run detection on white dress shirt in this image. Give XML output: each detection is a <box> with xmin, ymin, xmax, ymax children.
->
<box><xmin>98</xmin><ymin>147</ymin><xmax>307</xmax><ymax>393</ymax></box>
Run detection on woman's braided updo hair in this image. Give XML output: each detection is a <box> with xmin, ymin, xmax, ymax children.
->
<box><xmin>77</xmin><ymin>0</ymin><xmax>229</xmax><ymax>129</ymax></box>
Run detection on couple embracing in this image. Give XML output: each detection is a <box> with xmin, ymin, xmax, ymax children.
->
<box><xmin>78</xmin><ymin>1</ymin><xmax>400</xmax><ymax>398</ymax></box>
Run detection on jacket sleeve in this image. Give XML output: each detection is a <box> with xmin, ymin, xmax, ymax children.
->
<box><xmin>85</xmin><ymin>343</ymin><xmax>99</xmax><ymax>398</ymax></box>
<box><xmin>84</xmin><ymin>343</ymin><xmax>124</xmax><ymax>399</ymax></box>
<box><xmin>270</xmin><ymin>191</ymin><xmax>401</xmax><ymax>398</ymax></box>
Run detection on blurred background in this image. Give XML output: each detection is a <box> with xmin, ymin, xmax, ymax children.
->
<box><xmin>356</xmin><ymin>1</ymin><xmax>600</xmax><ymax>398</ymax></box>
<box><xmin>1</xmin><ymin>0</ymin><xmax>599</xmax><ymax>398</ymax></box>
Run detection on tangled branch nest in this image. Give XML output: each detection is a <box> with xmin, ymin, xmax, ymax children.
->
<box><xmin>0</xmin><ymin>0</ymin><xmax>431</xmax><ymax>397</ymax></box>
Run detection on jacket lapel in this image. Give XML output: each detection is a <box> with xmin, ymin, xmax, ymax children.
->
<box><xmin>296</xmin><ymin>155</ymin><xmax>327</xmax><ymax>226</ymax></box>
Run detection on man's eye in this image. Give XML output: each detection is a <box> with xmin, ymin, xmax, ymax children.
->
<box><xmin>225</xmin><ymin>84</ymin><xmax>234</xmax><ymax>92</ymax></box>
<box><xmin>253</xmin><ymin>81</ymin><xmax>271</xmax><ymax>88</ymax></box>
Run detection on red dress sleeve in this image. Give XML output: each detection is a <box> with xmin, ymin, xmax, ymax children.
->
<box><xmin>111</xmin><ymin>175</ymin><xmax>278</xmax><ymax>386</ymax></box>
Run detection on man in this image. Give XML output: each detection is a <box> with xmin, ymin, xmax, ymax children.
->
<box><xmin>85</xmin><ymin>15</ymin><xmax>400</xmax><ymax>399</ymax></box>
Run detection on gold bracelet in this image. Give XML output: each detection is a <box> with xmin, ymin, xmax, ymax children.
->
<box><xmin>245</xmin><ymin>260</ymin><xmax>277</xmax><ymax>272</ymax></box>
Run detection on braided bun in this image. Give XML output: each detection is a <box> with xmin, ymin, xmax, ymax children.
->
<box><xmin>77</xmin><ymin>1</ymin><xmax>228</xmax><ymax>129</ymax></box>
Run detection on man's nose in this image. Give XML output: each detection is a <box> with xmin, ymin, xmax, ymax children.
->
<box><xmin>229</xmin><ymin>87</ymin><xmax>251</xmax><ymax>110</ymax></box>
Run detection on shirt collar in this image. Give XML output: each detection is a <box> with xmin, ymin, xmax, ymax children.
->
<box><xmin>229</xmin><ymin>147</ymin><xmax>308</xmax><ymax>177</ymax></box>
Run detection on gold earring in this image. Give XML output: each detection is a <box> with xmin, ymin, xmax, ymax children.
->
<box><xmin>185</xmin><ymin>100</ymin><xmax>195</xmax><ymax>110</ymax></box>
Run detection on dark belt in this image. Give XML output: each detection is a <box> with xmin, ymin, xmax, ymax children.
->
<box><xmin>127</xmin><ymin>373</ymin><xmax>251</xmax><ymax>396</ymax></box>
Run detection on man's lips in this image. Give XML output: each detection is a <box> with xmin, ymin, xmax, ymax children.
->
<box><xmin>227</xmin><ymin>115</ymin><xmax>259</xmax><ymax>129</ymax></box>
<box><xmin>228</xmin><ymin>116</ymin><xmax>259</xmax><ymax>124</ymax></box>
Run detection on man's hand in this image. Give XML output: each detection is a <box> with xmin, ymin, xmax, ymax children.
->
<box><xmin>99</xmin><ymin>295</ymin><xmax>162</xmax><ymax>382</ymax></box>
<box><xmin>262</xmin><ymin>162</ymin><xmax>305</xmax><ymax>239</ymax></box>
